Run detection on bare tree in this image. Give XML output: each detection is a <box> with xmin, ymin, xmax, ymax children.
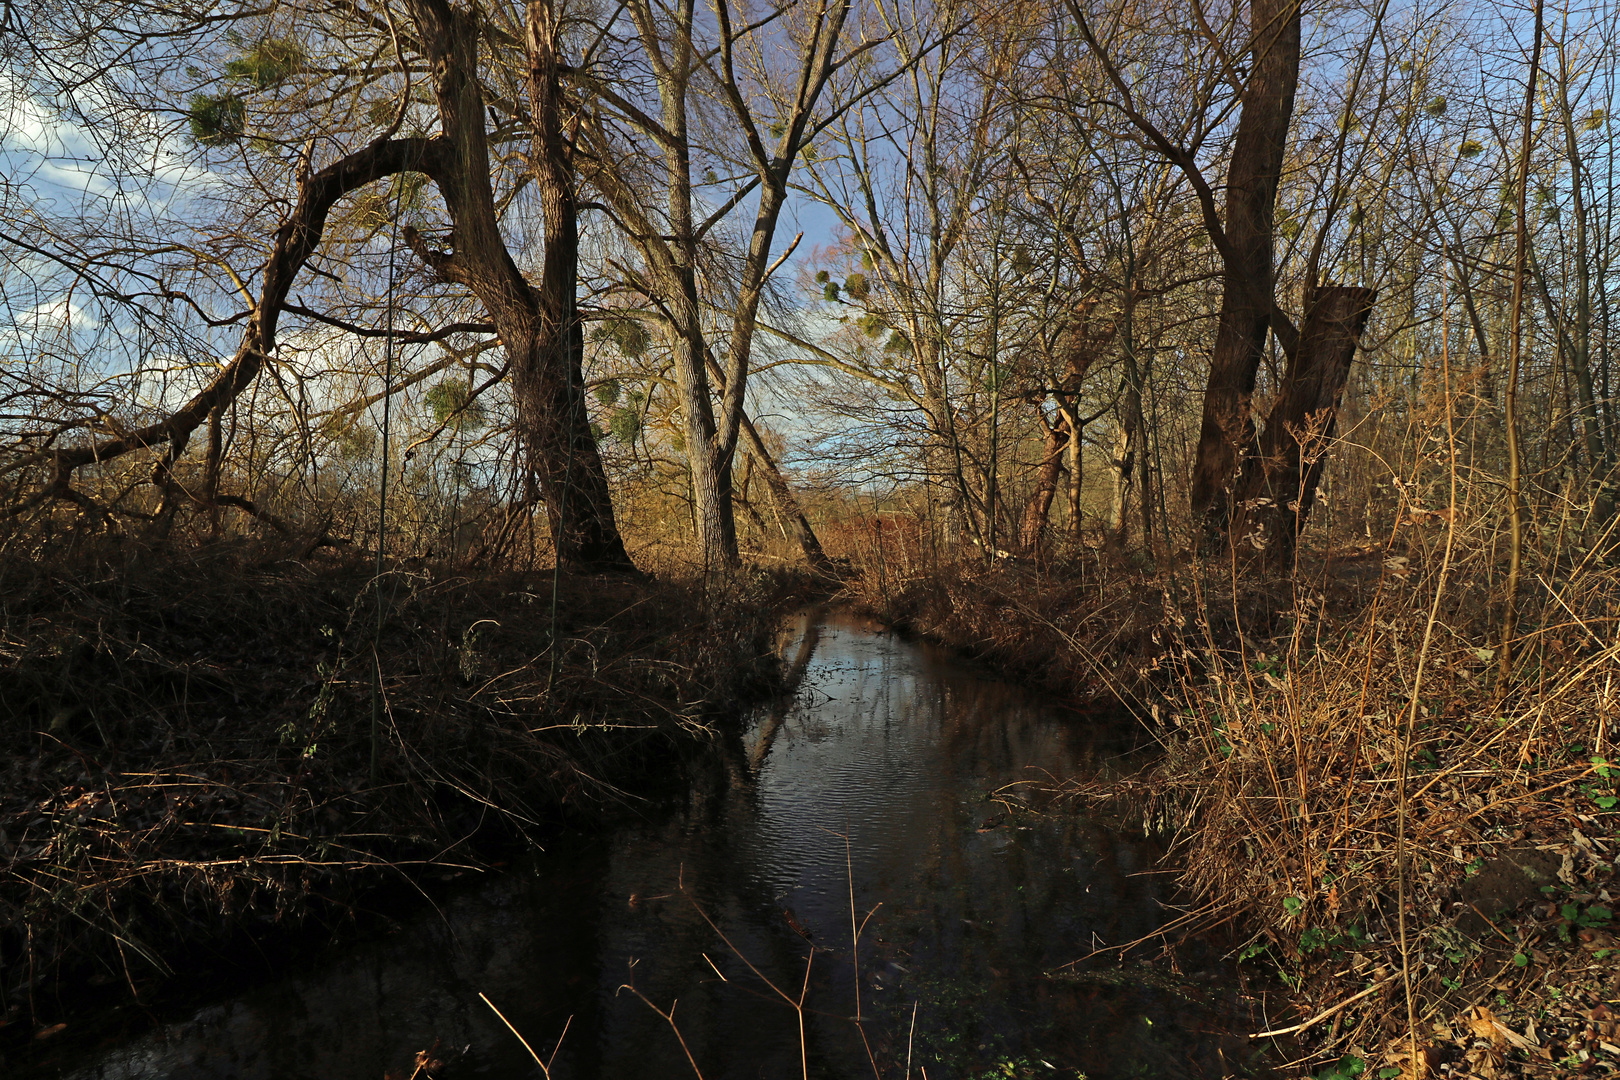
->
<box><xmin>1072</xmin><ymin>0</ymin><xmax>1380</xmax><ymax>560</ymax></box>
<box><xmin>569</xmin><ymin>0</ymin><xmax>873</xmax><ymax>572</ymax></box>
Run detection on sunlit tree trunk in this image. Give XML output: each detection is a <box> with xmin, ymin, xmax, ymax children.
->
<box><xmin>1188</xmin><ymin>0</ymin><xmax>1302</xmax><ymax>544</ymax></box>
<box><xmin>1108</xmin><ymin>419</ymin><xmax>1135</xmax><ymax>546</ymax></box>
<box><xmin>1063</xmin><ymin>401</ymin><xmax>1084</xmax><ymax>546</ymax></box>
<box><xmin>1019</xmin><ymin>411</ymin><xmax>1069</xmax><ymax>555</ymax></box>
<box><xmin>1233</xmin><ymin>285</ymin><xmax>1376</xmax><ymax>562</ymax></box>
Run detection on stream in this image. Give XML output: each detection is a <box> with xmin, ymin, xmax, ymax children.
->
<box><xmin>35</xmin><ymin>607</ymin><xmax>1261</xmax><ymax>1079</ymax></box>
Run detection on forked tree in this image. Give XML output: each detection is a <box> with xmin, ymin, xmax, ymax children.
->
<box><xmin>1075</xmin><ymin>0</ymin><xmax>1377</xmax><ymax>562</ymax></box>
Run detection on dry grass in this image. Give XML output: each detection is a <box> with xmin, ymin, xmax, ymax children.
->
<box><xmin>1129</xmin><ymin>530</ymin><xmax>1620</xmax><ymax>1079</ymax></box>
<box><xmin>0</xmin><ymin>537</ymin><xmax>794</xmax><ymax>1023</ymax></box>
<box><xmin>830</xmin><ymin>498</ymin><xmax>1620</xmax><ymax>1078</ymax></box>
<box><xmin>823</xmin><ymin>513</ymin><xmax>1175</xmax><ymax>702</ymax></box>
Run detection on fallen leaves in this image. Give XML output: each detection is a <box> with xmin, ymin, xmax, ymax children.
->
<box><xmin>1464</xmin><ymin>1005</ymin><xmax>1536</xmax><ymax>1052</ymax></box>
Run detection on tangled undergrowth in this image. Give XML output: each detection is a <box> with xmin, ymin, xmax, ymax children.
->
<box><xmin>836</xmin><ymin>516</ymin><xmax>1620</xmax><ymax>1079</ymax></box>
<box><xmin>1130</xmin><ymin>543</ymin><xmax>1620</xmax><ymax>1080</ymax></box>
<box><xmin>830</xmin><ymin>526</ymin><xmax>1175</xmax><ymax>702</ymax></box>
<box><xmin>0</xmin><ymin>538</ymin><xmax>791</xmax><ymax>1037</ymax></box>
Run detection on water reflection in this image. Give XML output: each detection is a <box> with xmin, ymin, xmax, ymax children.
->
<box><xmin>46</xmin><ymin>608</ymin><xmax>1253</xmax><ymax>1080</ymax></box>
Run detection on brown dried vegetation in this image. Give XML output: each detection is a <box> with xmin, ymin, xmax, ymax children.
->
<box><xmin>835</xmin><ymin>501</ymin><xmax>1620</xmax><ymax>1077</ymax></box>
<box><xmin>0</xmin><ymin>539</ymin><xmax>785</xmax><ymax>1022</ymax></box>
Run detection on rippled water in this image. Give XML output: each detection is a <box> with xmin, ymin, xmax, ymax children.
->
<box><xmin>40</xmin><ymin>607</ymin><xmax>1257</xmax><ymax>1079</ymax></box>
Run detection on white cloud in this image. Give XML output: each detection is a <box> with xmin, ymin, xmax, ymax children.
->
<box><xmin>1</xmin><ymin>74</ymin><xmax>221</xmax><ymax>223</ymax></box>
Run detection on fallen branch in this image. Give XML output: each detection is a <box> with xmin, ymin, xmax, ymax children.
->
<box><xmin>1249</xmin><ymin>976</ymin><xmax>1395</xmax><ymax>1039</ymax></box>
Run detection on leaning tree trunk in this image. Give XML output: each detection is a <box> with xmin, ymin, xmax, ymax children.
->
<box><xmin>32</xmin><ymin>136</ymin><xmax>431</xmax><ymax>520</ymax></box>
<box><xmin>740</xmin><ymin>416</ymin><xmax>830</xmax><ymax>571</ymax></box>
<box><xmin>1189</xmin><ymin>0</ymin><xmax>1302</xmax><ymax>546</ymax></box>
<box><xmin>1232</xmin><ymin>285</ymin><xmax>1376</xmax><ymax>563</ymax></box>
<box><xmin>701</xmin><ymin>348</ymin><xmax>829</xmax><ymax>570</ymax></box>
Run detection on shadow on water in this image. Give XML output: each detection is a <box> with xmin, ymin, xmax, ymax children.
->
<box><xmin>40</xmin><ymin>607</ymin><xmax>1267</xmax><ymax>1080</ymax></box>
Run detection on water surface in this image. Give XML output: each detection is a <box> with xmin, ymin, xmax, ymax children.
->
<box><xmin>44</xmin><ymin>607</ymin><xmax>1254</xmax><ymax>1079</ymax></box>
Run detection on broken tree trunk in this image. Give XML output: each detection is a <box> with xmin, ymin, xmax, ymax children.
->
<box><xmin>1188</xmin><ymin>0</ymin><xmax>1303</xmax><ymax>545</ymax></box>
<box><xmin>1232</xmin><ymin>285</ymin><xmax>1376</xmax><ymax>562</ymax></box>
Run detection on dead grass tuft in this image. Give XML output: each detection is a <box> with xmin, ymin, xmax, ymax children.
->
<box><xmin>1126</xmin><ymin>535</ymin><xmax>1620</xmax><ymax>1078</ymax></box>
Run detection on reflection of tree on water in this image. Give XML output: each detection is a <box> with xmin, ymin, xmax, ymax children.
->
<box><xmin>634</xmin><ymin>612</ymin><xmax>1235</xmax><ymax>1079</ymax></box>
<box><xmin>57</xmin><ymin>609</ymin><xmax>1250</xmax><ymax>1080</ymax></box>
<box><xmin>744</xmin><ymin>605</ymin><xmax>826</xmax><ymax>776</ymax></box>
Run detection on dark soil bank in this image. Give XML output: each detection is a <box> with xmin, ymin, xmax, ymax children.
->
<box><xmin>0</xmin><ymin>542</ymin><xmax>792</xmax><ymax>1050</ymax></box>
<box><xmin>31</xmin><ymin>607</ymin><xmax>1271</xmax><ymax>1080</ymax></box>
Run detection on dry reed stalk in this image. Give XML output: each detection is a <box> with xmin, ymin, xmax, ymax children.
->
<box><xmin>843</xmin><ymin>433</ymin><xmax>1620</xmax><ymax>1076</ymax></box>
<box><xmin>478</xmin><ymin>992</ymin><xmax>559</xmax><ymax>1078</ymax></box>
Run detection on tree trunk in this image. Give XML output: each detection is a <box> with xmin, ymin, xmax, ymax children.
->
<box><xmin>920</xmin><ymin>365</ymin><xmax>977</xmax><ymax>550</ymax></box>
<box><xmin>1232</xmin><ymin>285</ymin><xmax>1376</xmax><ymax>562</ymax></box>
<box><xmin>1109</xmin><ymin>419</ymin><xmax>1135</xmax><ymax>545</ymax></box>
<box><xmin>405</xmin><ymin>0</ymin><xmax>634</xmax><ymax>572</ymax></box>
<box><xmin>1554</xmin><ymin>71</ymin><xmax>1614</xmax><ymax>529</ymax></box>
<box><xmin>1019</xmin><ymin>411</ymin><xmax>1070</xmax><ymax>555</ymax></box>
<box><xmin>1047</xmin><ymin>307</ymin><xmax>1109</xmax><ymax>550</ymax></box>
<box><xmin>666</xmin><ymin>304</ymin><xmax>738</xmax><ymax>571</ymax></box>
<box><xmin>700</xmin><ymin>347</ymin><xmax>828</xmax><ymax>569</ymax></box>
<box><xmin>740</xmin><ymin>416</ymin><xmax>830</xmax><ymax>571</ymax></box>
<box><xmin>1122</xmin><ymin>366</ymin><xmax>1153</xmax><ymax>552</ymax></box>
<box><xmin>1189</xmin><ymin>0</ymin><xmax>1302</xmax><ymax>544</ymax></box>
<box><xmin>1063</xmin><ymin>401</ymin><xmax>1084</xmax><ymax>546</ymax></box>
<box><xmin>524</xmin><ymin>2</ymin><xmax>635</xmax><ymax>570</ymax></box>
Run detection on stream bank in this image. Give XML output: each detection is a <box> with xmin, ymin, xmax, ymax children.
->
<box><xmin>838</xmin><ymin>551</ymin><xmax>1620</xmax><ymax>1079</ymax></box>
<box><xmin>22</xmin><ymin>605</ymin><xmax>1273</xmax><ymax>1079</ymax></box>
<box><xmin>0</xmin><ymin>542</ymin><xmax>796</xmax><ymax>1057</ymax></box>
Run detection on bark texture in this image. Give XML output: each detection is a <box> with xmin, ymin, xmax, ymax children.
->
<box><xmin>1019</xmin><ymin>412</ymin><xmax>1070</xmax><ymax>554</ymax></box>
<box><xmin>525</xmin><ymin>0</ymin><xmax>635</xmax><ymax>570</ymax></box>
<box><xmin>407</xmin><ymin>0</ymin><xmax>633</xmax><ymax>571</ymax></box>
<box><xmin>1232</xmin><ymin>285</ymin><xmax>1376</xmax><ymax>561</ymax></box>
<box><xmin>1189</xmin><ymin>0</ymin><xmax>1302</xmax><ymax>539</ymax></box>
